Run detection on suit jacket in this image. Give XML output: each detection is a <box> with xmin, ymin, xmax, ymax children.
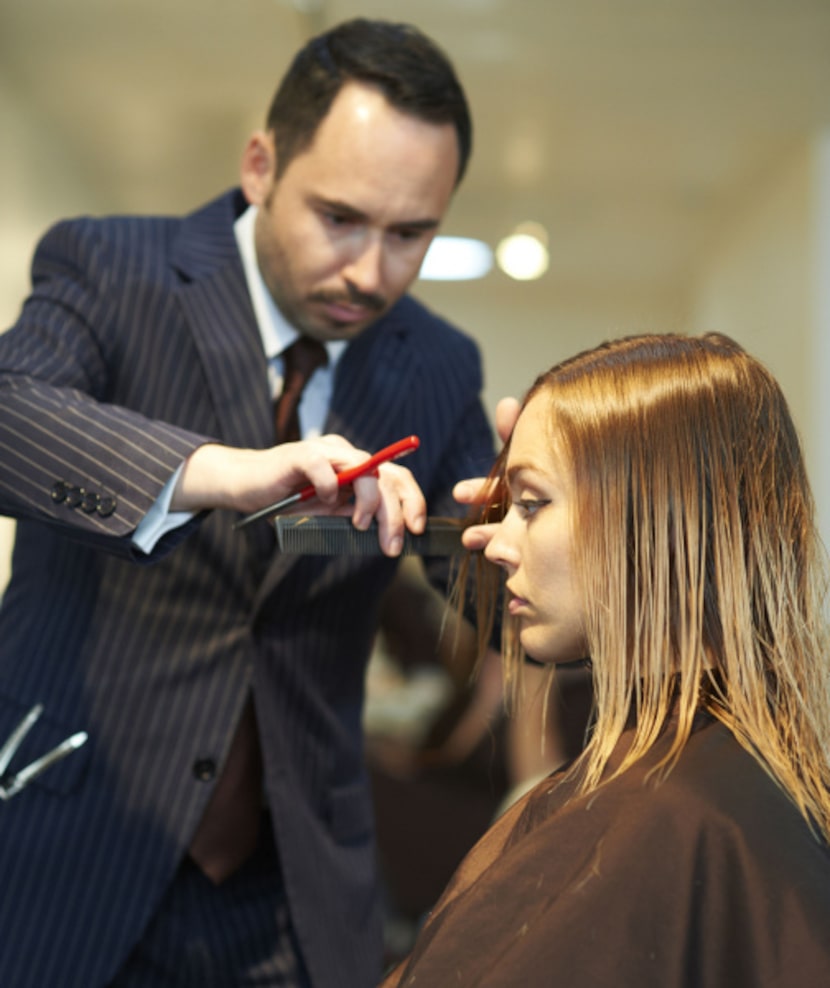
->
<box><xmin>383</xmin><ymin>716</ymin><xmax>830</xmax><ymax>987</ymax></box>
<box><xmin>0</xmin><ymin>189</ymin><xmax>495</xmax><ymax>988</ymax></box>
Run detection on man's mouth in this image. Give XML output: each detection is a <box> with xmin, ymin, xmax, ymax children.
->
<box><xmin>311</xmin><ymin>287</ymin><xmax>386</xmax><ymax>325</ymax></box>
<box><xmin>319</xmin><ymin>299</ymin><xmax>376</xmax><ymax>324</ymax></box>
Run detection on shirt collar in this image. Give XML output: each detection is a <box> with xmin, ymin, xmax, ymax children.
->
<box><xmin>233</xmin><ymin>205</ymin><xmax>347</xmax><ymax>367</ymax></box>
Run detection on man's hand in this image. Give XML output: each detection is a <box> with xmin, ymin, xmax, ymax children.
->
<box><xmin>173</xmin><ymin>435</ymin><xmax>426</xmax><ymax>557</ymax></box>
<box><xmin>453</xmin><ymin>396</ymin><xmax>520</xmax><ymax>551</ymax></box>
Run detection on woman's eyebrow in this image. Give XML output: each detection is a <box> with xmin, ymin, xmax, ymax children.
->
<box><xmin>506</xmin><ymin>462</ymin><xmax>544</xmax><ymax>486</ymax></box>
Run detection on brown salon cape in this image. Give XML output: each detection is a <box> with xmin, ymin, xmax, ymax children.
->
<box><xmin>382</xmin><ymin>715</ymin><xmax>830</xmax><ymax>987</ymax></box>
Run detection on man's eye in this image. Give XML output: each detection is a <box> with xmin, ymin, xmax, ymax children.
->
<box><xmin>393</xmin><ymin>228</ymin><xmax>424</xmax><ymax>242</ymax></box>
<box><xmin>322</xmin><ymin>211</ymin><xmax>353</xmax><ymax>227</ymax></box>
<box><xmin>515</xmin><ymin>498</ymin><xmax>551</xmax><ymax>516</ymax></box>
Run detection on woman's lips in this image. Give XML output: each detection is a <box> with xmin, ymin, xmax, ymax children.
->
<box><xmin>506</xmin><ymin>589</ymin><xmax>529</xmax><ymax>616</ymax></box>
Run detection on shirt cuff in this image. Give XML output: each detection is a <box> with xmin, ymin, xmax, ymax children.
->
<box><xmin>132</xmin><ymin>464</ymin><xmax>195</xmax><ymax>553</ymax></box>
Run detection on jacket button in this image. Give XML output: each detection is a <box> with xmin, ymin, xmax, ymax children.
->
<box><xmin>65</xmin><ymin>485</ymin><xmax>83</xmax><ymax>508</ymax></box>
<box><xmin>51</xmin><ymin>480</ymin><xmax>68</xmax><ymax>503</ymax></box>
<box><xmin>81</xmin><ymin>490</ymin><xmax>99</xmax><ymax>513</ymax></box>
<box><xmin>97</xmin><ymin>493</ymin><xmax>117</xmax><ymax>517</ymax></box>
<box><xmin>193</xmin><ymin>759</ymin><xmax>216</xmax><ymax>782</ymax></box>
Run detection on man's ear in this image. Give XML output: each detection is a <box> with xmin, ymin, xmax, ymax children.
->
<box><xmin>240</xmin><ymin>131</ymin><xmax>276</xmax><ymax>206</ymax></box>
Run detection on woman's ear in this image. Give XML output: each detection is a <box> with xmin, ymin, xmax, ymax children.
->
<box><xmin>240</xmin><ymin>130</ymin><xmax>276</xmax><ymax>206</ymax></box>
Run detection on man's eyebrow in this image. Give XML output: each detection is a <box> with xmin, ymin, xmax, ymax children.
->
<box><xmin>312</xmin><ymin>196</ymin><xmax>441</xmax><ymax>231</ymax></box>
<box><xmin>391</xmin><ymin>216</ymin><xmax>442</xmax><ymax>232</ymax></box>
<box><xmin>313</xmin><ymin>197</ymin><xmax>366</xmax><ymax>220</ymax></box>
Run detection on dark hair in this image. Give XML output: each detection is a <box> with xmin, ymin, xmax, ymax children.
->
<box><xmin>265</xmin><ymin>18</ymin><xmax>472</xmax><ymax>185</ymax></box>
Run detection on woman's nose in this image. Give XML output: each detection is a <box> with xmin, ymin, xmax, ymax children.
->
<box><xmin>483</xmin><ymin>518</ymin><xmax>518</xmax><ymax>571</ymax></box>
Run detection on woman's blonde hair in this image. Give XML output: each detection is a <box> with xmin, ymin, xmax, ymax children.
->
<box><xmin>470</xmin><ymin>332</ymin><xmax>830</xmax><ymax>839</ymax></box>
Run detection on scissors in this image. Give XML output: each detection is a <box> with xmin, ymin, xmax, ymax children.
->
<box><xmin>234</xmin><ymin>435</ymin><xmax>420</xmax><ymax>530</ymax></box>
<box><xmin>0</xmin><ymin>703</ymin><xmax>88</xmax><ymax>801</ymax></box>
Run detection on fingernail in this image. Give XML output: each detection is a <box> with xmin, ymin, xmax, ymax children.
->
<box><xmin>388</xmin><ymin>536</ymin><xmax>403</xmax><ymax>556</ymax></box>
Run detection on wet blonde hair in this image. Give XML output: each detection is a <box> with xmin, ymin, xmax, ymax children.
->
<box><xmin>470</xmin><ymin>332</ymin><xmax>830</xmax><ymax>839</ymax></box>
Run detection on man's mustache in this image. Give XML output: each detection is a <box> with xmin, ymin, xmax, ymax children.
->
<box><xmin>311</xmin><ymin>284</ymin><xmax>387</xmax><ymax>313</ymax></box>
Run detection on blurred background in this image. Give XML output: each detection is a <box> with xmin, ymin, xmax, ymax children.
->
<box><xmin>3</xmin><ymin>0</ymin><xmax>830</xmax><ymax>956</ymax></box>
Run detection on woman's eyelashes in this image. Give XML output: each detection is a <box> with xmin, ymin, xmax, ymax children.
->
<box><xmin>513</xmin><ymin>497</ymin><xmax>551</xmax><ymax>517</ymax></box>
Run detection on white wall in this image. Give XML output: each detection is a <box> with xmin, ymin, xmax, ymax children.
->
<box><xmin>690</xmin><ymin>145</ymin><xmax>812</xmax><ymax>435</ymax></box>
<box><xmin>688</xmin><ymin>141</ymin><xmax>828</xmax><ymax>546</ymax></box>
<box><xmin>417</xmin><ymin>276</ymin><xmax>687</xmax><ymax>417</ymax></box>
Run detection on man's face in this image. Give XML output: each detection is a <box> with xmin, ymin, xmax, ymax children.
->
<box><xmin>241</xmin><ymin>82</ymin><xmax>460</xmax><ymax>342</ymax></box>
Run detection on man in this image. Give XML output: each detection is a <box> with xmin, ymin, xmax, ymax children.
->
<box><xmin>0</xmin><ymin>19</ymin><xmax>494</xmax><ymax>988</ymax></box>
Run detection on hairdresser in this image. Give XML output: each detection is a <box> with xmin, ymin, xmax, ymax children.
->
<box><xmin>0</xmin><ymin>18</ymin><xmax>495</xmax><ymax>988</ymax></box>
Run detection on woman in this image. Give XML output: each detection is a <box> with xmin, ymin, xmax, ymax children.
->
<box><xmin>382</xmin><ymin>333</ymin><xmax>830</xmax><ymax>987</ymax></box>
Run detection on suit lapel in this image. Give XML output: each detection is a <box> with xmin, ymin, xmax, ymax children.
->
<box><xmin>173</xmin><ymin>192</ymin><xmax>282</xmax><ymax>566</ymax></box>
<box><xmin>172</xmin><ymin>192</ymin><xmax>273</xmax><ymax>453</ymax></box>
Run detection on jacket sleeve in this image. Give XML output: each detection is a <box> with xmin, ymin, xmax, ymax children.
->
<box><xmin>0</xmin><ymin>217</ymin><xmax>211</xmax><ymax>559</ymax></box>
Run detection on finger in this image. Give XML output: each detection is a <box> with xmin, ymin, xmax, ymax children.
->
<box><xmin>453</xmin><ymin>477</ymin><xmax>489</xmax><ymax>505</ymax></box>
<box><xmin>294</xmin><ymin>436</ymin><xmax>373</xmax><ymax>506</ymax></box>
<box><xmin>366</xmin><ymin>464</ymin><xmax>426</xmax><ymax>557</ymax></box>
<box><xmin>349</xmin><ymin>473</ymin><xmax>382</xmax><ymax>531</ymax></box>
<box><xmin>450</xmin><ymin>399</ymin><xmax>518</xmax><ymax>510</ymax></box>
<box><xmin>495</xmin><ymin>397</ymin><xmax>521</xmax><ymax>444</ymax></box>
<box><xmin>461</xmin><ymin>523</ymin><xmax>498</xmax><ymax>552</ymax></box>
<box><xmin>386</xmin><ymin>464</ymin><xmax>426</xmax><ymax>535</ymax></box>
<box><xmin>367</xmin><ymin>477</ymin><xmax>404</xmax><ymax>557</ymax></box>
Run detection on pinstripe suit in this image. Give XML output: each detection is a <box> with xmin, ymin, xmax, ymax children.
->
<box><xmin>0</xmin><ymin>189</ymin><xmax>495</xmax><ymax>987</ymax></box>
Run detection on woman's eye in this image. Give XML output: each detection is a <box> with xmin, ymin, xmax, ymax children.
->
<box><xmin>515</xmin><ymin>498</ymin><xmax>551</xmax><ymax>516</ymax></box>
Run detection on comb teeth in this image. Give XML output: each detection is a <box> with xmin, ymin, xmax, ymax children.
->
<box><xmin>275</xmin><ymin>516</ymin><xmax>465</xmax><ymax>556</ymax></box>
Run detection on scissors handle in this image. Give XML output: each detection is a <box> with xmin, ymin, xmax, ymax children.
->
<box><xmin>235</xmin><ymin>435</ymin><xmax>420</xmax><ymax>529</ymax></box>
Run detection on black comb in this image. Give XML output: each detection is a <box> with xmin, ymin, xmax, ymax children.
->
<box><xmin>274</xmin><ymin>516</ymin><xmax>465</xmax><ymax>556</ymax></box>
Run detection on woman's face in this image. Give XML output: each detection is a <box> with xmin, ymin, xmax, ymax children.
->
<box><xmin>484</xmin><ymin>394</ymin><xmax>589</xmax><ymax>664</ymax></box>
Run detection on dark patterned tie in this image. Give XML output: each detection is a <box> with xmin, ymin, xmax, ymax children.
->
<box><xmin>274</xmin><ymin>336</ymin><xmax>328</xmax><ymax>444</ymax></box>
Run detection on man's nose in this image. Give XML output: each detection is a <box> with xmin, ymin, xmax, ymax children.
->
<box><xmin>342</xmin><ymin>236</ymin><xmax>385</xmax><ymax>296</ymax></box>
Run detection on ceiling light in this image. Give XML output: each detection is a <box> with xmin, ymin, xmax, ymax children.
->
<box><xmin>419</xmin><ymin>236</ymin><xmax>493</xmax><ymax>281</ymax></box>
<box><xmin>496</xmin><ymin>222</ymin><xmax>550</xmax><ymax>281</ymax></box>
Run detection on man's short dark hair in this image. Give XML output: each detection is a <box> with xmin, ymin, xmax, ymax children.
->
<box><xmin>265</xmin><ymin>18</ymin><xmax>472</xmax><ymax>185</ymax></box>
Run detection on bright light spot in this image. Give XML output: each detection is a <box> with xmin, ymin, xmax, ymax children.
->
<box><xmin>496</xmin><ymin>223</ymin><xmax>550</xmax><ymax>281</ymax></box>
<box><xmin>419</xmin><ymin>236</ymin><xmax>493</xmax><ymax>281</ymax></box>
